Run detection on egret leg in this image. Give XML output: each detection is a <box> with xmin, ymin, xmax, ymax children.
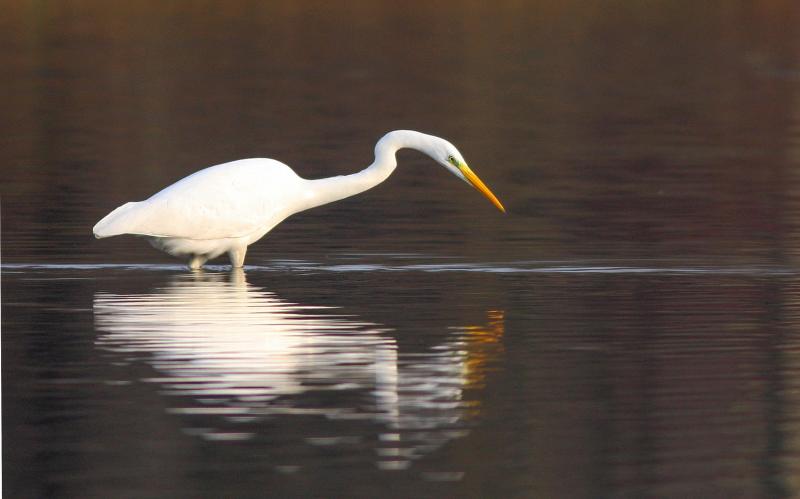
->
<box><xmin>228</xmin><ymin>247</ymin><xmax>247</xmax><ymax>268</ymax></box>
<box><xmin>188</xmin><ymin>255</ymin><xmax>207</xmax><ymax>270</ymax></box>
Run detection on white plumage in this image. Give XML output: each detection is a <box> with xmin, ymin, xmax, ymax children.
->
<box><xmin>93</xmin><ymin>130</ymin><xmax>505</xmax><ymax>269</ymax></box>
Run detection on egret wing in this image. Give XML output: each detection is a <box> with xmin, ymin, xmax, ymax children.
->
<box><xmin>93</xmin><ymin>159</ymin><xmax>301</xmax><ymax>240</ymax></box>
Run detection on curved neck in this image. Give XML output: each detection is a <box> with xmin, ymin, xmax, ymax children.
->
<box><xmin>298</xmin><ymin>130</ymin><xmax>435</xmax><ymax>212</ymax></box>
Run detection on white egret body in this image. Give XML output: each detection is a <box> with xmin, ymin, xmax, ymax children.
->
<box><xmin>93</xmin><ymin>130</ymin><xmax>505</xmax><ymax>269</ymax></box>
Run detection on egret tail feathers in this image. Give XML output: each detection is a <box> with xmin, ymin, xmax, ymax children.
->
<box><xmin>92</xmin><ymin>202</ymin><xmax>142</xmax><ymax>238</ymax></box>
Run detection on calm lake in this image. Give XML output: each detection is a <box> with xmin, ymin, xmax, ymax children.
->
<box><xmin>3</xmin><ymin>1</ymin><xmax>800</xmax><ymax>497</ymax></box>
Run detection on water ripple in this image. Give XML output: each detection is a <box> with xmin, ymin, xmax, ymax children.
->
<box><xmin>4</xmin><ymin>260</ymin><xmax>796</xmax><ymax>276</ymax></box>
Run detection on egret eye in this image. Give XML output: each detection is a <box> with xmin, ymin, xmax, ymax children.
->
<box><xmin>447</xmin><ymin>155</ymin><xmax>458</xmax><ymax>166</ymax></box>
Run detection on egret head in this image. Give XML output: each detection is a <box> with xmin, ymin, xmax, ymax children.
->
<box><xmin>431</xmin><ymin>138</ymin><xmax>506</xmax><ymax>213</ymax></box>
<box><xmin>377</xmin><ymin>130</ymin><xmax>507</xmax><ymax>213</ymax></box>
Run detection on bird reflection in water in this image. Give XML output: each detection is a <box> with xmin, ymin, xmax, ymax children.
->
<box><xmin>93</xmin><ymin>269</ymin><xmax>504</xmax><ymax>469</ymax></box>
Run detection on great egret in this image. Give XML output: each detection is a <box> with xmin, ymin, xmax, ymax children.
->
<box><xmin>93</xmin><ymin>130</ymin><xmax>505</xmax><ymax>269</ymax></box>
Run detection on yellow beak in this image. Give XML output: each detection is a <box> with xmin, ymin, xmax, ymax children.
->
<box><xmin>459</xmin><ymin>164</ymin><xmax>506</xmax><ymax>213</ymax></box>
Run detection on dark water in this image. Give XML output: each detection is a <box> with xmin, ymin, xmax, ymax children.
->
<box><xmin>3</xmin><ymin>1</ymin><xmax>800</xmax><ymax>497</ymax></box>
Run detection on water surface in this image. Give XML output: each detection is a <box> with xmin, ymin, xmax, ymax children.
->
<box><xmin>4</xmin><ymin>1</ymin><xmax>800</xmax><ymax>497</ymax></box>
